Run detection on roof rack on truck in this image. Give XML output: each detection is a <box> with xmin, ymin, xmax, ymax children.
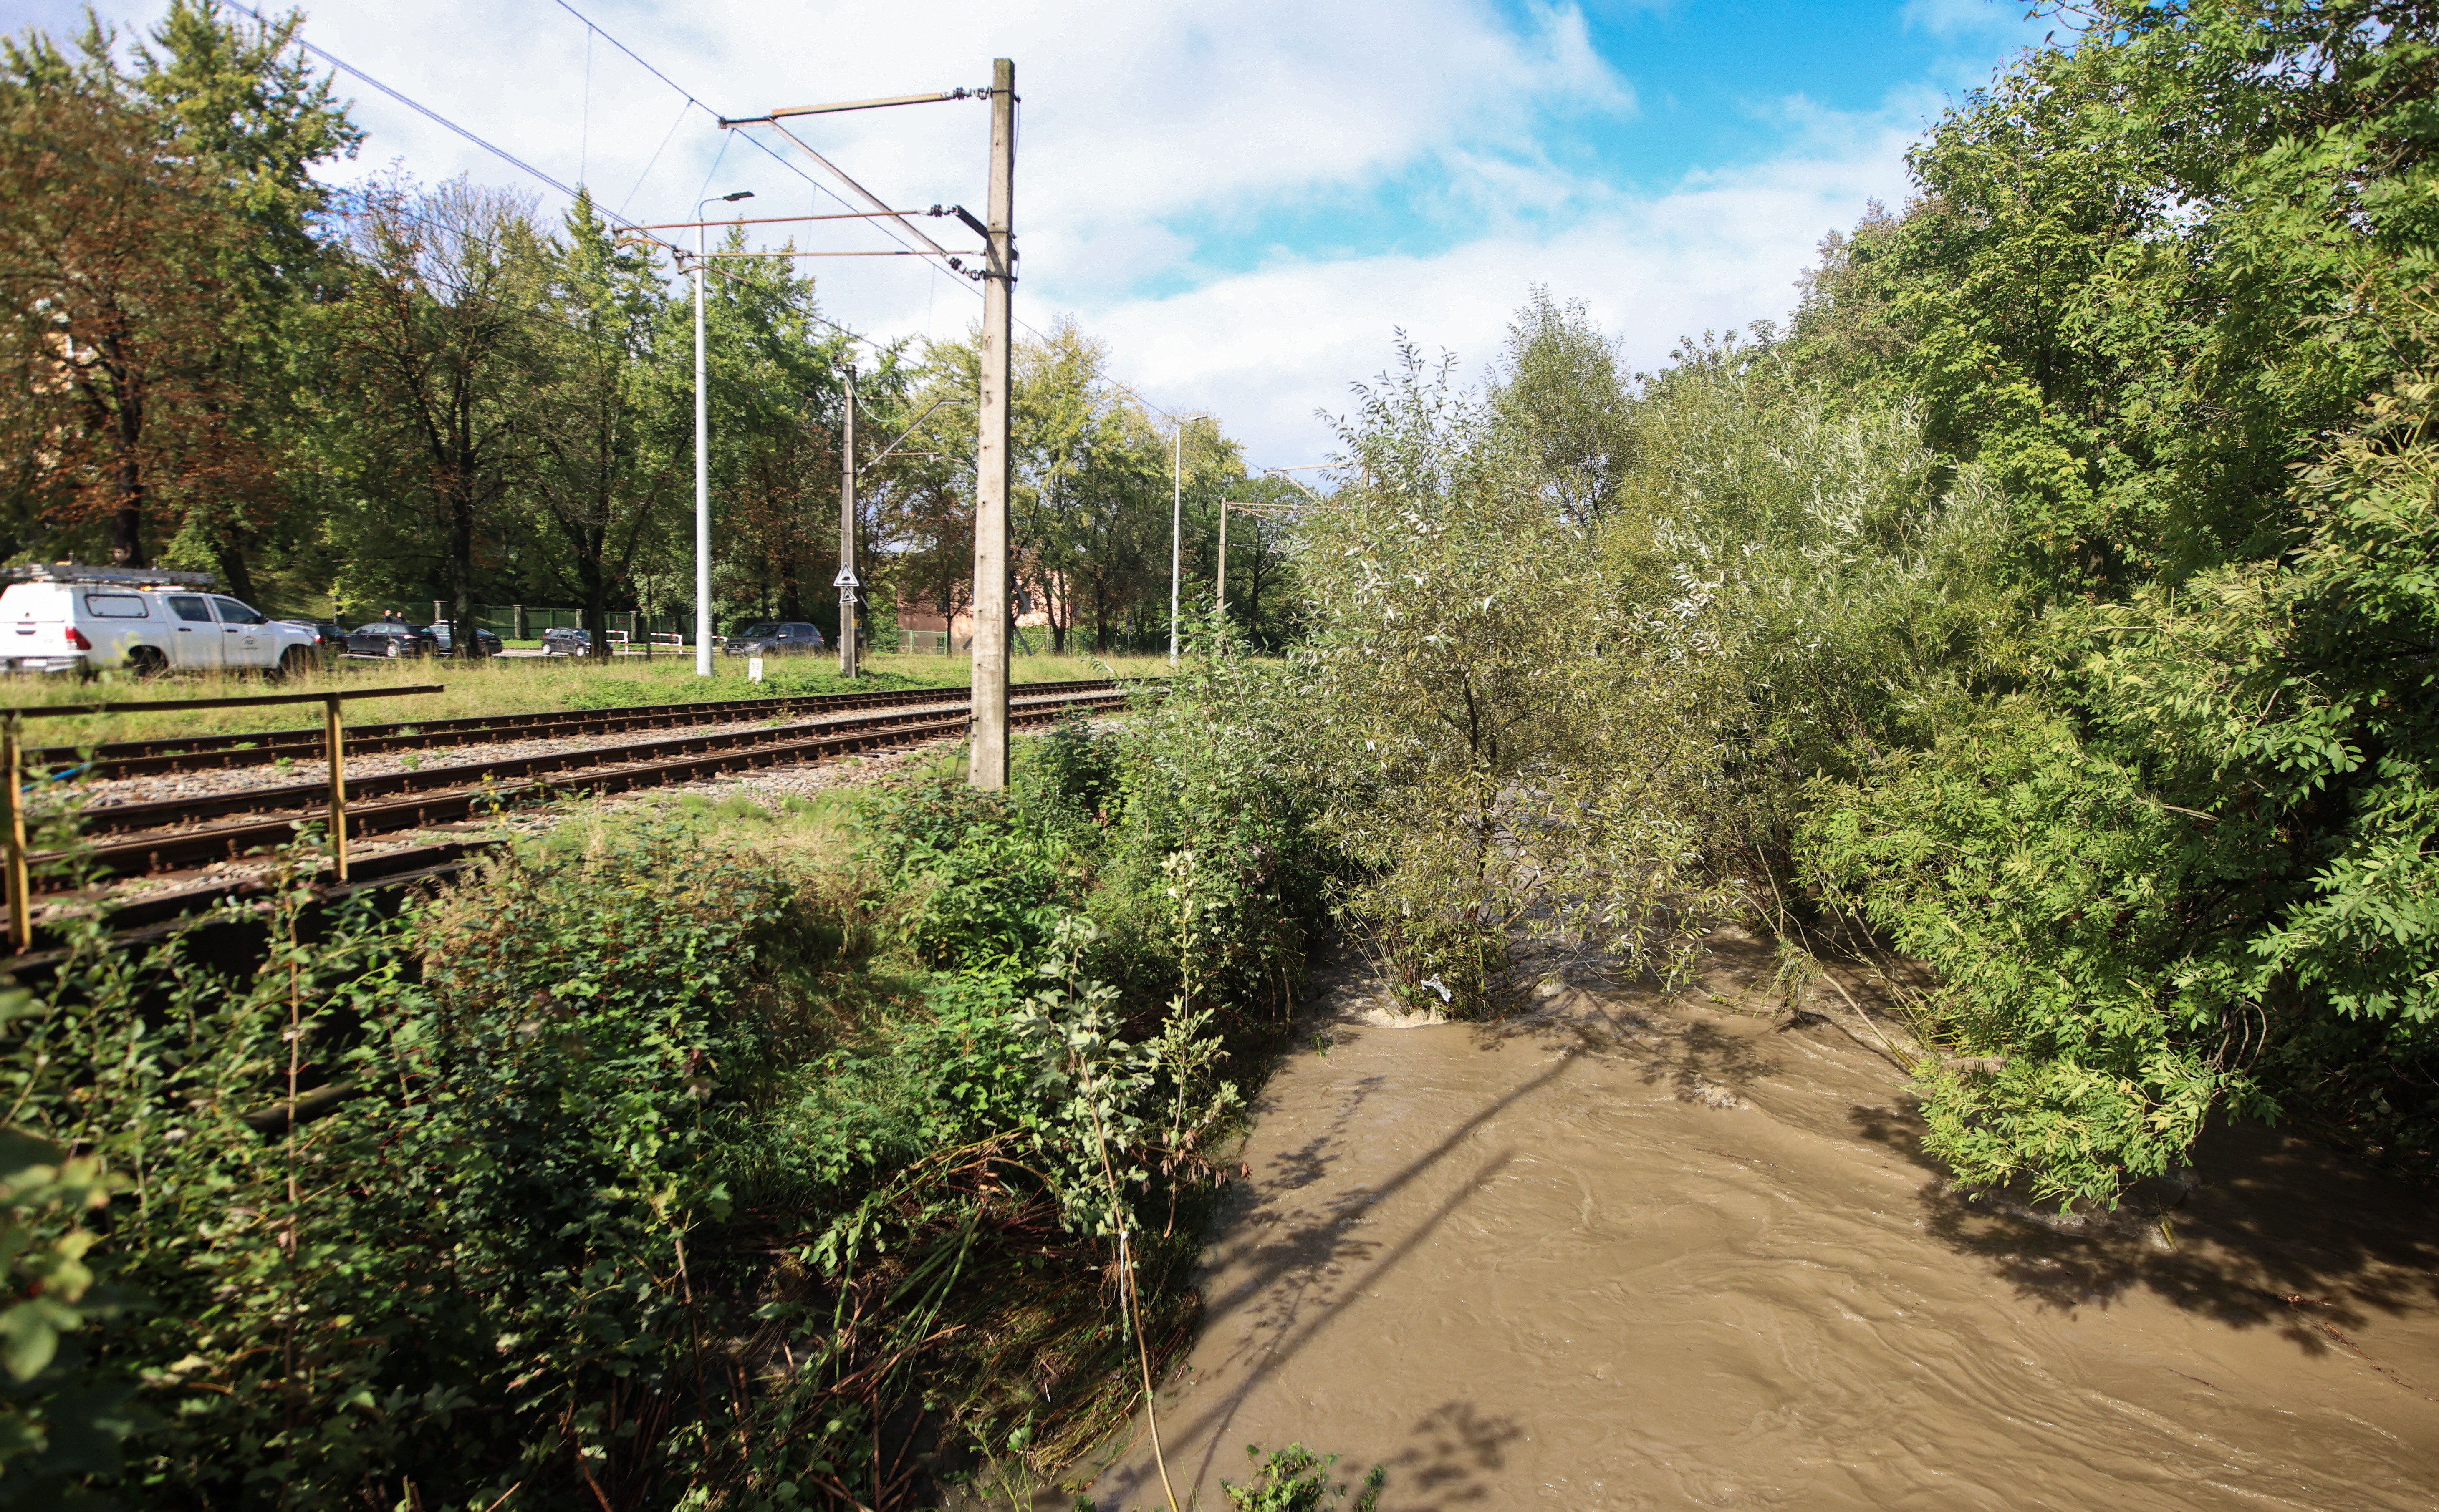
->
<box><xmin>0</xmin><ymin>563</ymin><xmax>219</xmax><ymax>589</ymax></box>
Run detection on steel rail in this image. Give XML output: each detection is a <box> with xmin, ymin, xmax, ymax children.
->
<box><xmin>33</xmin><ymin>677</ymin><xmax>1127</xmax><ymax>779</ymax></box>
<box><xmin>63</xmin><ymin>696</ymin><xmax>1063</xmax><ymax>836</ymax></box>
<box><xmin>26</xmin><ymin>690</ymin><xmax>1124</xmax><ymax>886</ymax></box>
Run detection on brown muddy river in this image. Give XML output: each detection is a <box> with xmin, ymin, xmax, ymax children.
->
<box><xmin>1090</xmin><ymin>939</ymin><xmax>2439</xmax><ymax>1511</ymax></box>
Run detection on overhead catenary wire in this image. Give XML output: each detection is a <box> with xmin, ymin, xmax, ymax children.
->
<box><xmin>750</xmin><ymin>118</ymin><xmax>959</xmax><ymax>262</ymax></box>
<box><xmin>221</xmin><ymin>0</ymin><xmax>1250</xmax><ymax>481</ymax></box>
<box><xmin>545</xmin><ymin>0</ymin><xmax>977</xmax><ymax>326</ymax></box>
<box><xmin>207</xmin><ymin>0</ymin><xmax>882</xmax><ymax>350</ymax></box>
<box><xmin>541</xmin><ymin>0</ymin><xmax>1124</xmax><ymax>370</ymax></box>
<box><xmin>632</xmin><ymin>209</ymin><xmax>971</xmax><ymax>231</ymax></box>
<box><xmin>539</xmin><ymin>0</ymin><xmax>1174</xmax><ymax>393</ymax></box>
<box><xmin>213</xmin><ymin>3</ymin><xmax>638</xmax><ymax>244</ymax></box>
<box><xmin>0</xmin><ymin>117</ymin><xmax>853</xmax><ymax>426</ymax></box>
<box><xmin>702</xmin><ymin>250</ymin><xmax>982</xmax><ymax>259</ymax></box>
<box><xmin>619</xmin><ymin>100</ymin><xmax>691</xmax><ymax>217</ymax></box>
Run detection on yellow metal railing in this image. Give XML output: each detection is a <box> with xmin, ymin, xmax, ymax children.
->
<box><xmin>2</xmin><ymin>683</ymin><xmax>443</xmax><ymax>951</ymax></box>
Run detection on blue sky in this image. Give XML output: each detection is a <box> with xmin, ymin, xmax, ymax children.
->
<box><xmin>3</xmin><ymin>0</ymin><xmax>2048</xmax><ymax>457</ymax></box>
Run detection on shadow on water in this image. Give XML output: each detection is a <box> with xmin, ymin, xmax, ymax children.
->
<box><xmin>1467</xmin><ymin>942</ymin><xmax>1781</xmax><ymax>1104</ymax></box>
<box><xmin>1379</xmin><ymin>1401</ymin><xmax>1527</xmax><ymax>1508</ymax></box>
<box><xmin>1095</xmin><ymin>930</ymin><xmax>2439</xmax><ymax>1510</ymax></box>
<box><xmin>1853</xmin><ymin>1097</ymin><xmax>2439</xmax><ymax>1376</ymax></box>
<box><xmin>1088</xmin><ymin>1009</ymin><xmax>1580</xmax><ymax>1502</ymax></box>
<box><xmin>1108</xmin><ymin>948</ymin><xmax>1786</xmax><ymax>1504</ymax></box>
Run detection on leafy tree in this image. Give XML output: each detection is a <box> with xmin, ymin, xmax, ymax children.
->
<box><xmin>687</xmin><ymin>229</ymin><xmax>857</xmax><ymax>635</ymax></box>
<box><xmin>0</xmin><ymin>43</ymin><xmax>261</xmax><ymax>568</ymax></box>
<box><xmin>1770</xmin><ymin>0</ymin><xmax>2439</xmax><ymax>1195</ymax></box>
<box><xmin>126</xmin><ymin>0</ymin><xmax>361</xmax><ymax>602</ymax></box>
<box><xmin>1296</xmin><ymin>339</ymin><xmax>1743</xmax><ymax>1010</ymax></box>
<box><xmin>526</xmin><ymin>192</ymin><xmax>680</xmax><ymax>658</ymax></box>
<box><xmin>325</xmin><ymin>176</ymin><xmax>548</xmax><ymax>653</ymax></box>
<box><xmin>1486</xmin><ymin>287</ymin><xmax>1634</xmax><ymax>527</ymax></box>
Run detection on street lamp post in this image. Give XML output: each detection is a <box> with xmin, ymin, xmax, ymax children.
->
<box><xmin>694</xmin><ymin>189</ymin><xmax>754</xmax><ymax>675</ymax></box>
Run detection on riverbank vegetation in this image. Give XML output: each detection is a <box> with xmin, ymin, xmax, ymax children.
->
<box><xmin>0</xmin><ymin>662</ymin><xmax>1327</xmax><ymax>1508</ymax></box>
<box><xmin>11</xmin><ymin>0</ymin><xmax>2439</xmax><ymax>1501</ymax></box>
<box><xmin>1284</xmin><ymin>0</ymin><xmax>2439</xmax><ymax>1207</ymax></box>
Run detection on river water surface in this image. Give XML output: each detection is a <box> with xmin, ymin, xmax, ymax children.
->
<box><xmin>1090</xmin><ymin>938</ymin><xmax>2439</xmax><ymax>1511</ymax></box>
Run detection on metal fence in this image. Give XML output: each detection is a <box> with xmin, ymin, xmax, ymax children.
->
<box><xmin>337</xmin><ymin>605</ymin><xmax>700</xmax><ymax>640</ymax></box>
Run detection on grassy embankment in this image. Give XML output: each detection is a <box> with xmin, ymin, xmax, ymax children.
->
<box><xmin>0</xmin><ymin>650</ymin><xmax>1174</xmax><ymax>747</ymax></box>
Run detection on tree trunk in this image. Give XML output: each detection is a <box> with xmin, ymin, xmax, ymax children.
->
<box><xmin>111</xmin><ymin>447</ymin><xmax>145</xmax><ymax>567</ymax></box>
<box><xmin>209</xmin><ymin>532</ymin><xmax>256</xmax><ymax>606</ymax></box>
<box><xmin>579</xmin><ymin>553</ymin><xmax>611</xmax><ymax>662</ymax></box>
<box><xmin>103</xmin><ymin>334</ymin><xmax>149</xmax><ymax>568</ymax></box>
<box><xmin>449</xmin><ymin>488</ymin><xmax>478</xmax><ymax>660</ymax></box>
<box><xmin>1245</xmin><ymin>546</ymin><xmax>1265</xmax><ymax>648</ymax></box>
<box><xmin>778</xmin><ymin>559</ymin><xmax>804</xmax><ymax>622</ymax></box>
<box><xmin>113</xmin><ymin>505</ymin><xmax>144</xmax><ymax>567</ymax></box>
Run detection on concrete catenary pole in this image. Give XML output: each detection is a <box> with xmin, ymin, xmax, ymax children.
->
<box><xmin>838</xmin><ymin>363</ymin><xmax>860</xmax><ymax>677</ymax></box>
<box><xmin>969</xmin><ymin>57</ymin><xmax>1016</xmax><ymax>789</ymax></box>
<box><xmin>690</xmin><ymin>189</ymin><xmax>753</xmax><ymax>673</ymax></box>
<box><xmin>693</xmin><ymin>218</ymin><xmax>712</xmax><ymax>676</ymax></box>
<box><xmin>1169</xmin><ymin>423</ymin><xmax>1181</xmax><ymax>663</ymax></box>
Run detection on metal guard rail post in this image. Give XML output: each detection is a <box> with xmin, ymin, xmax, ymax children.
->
<box><xmin>2</xmin><ymin>684</ymin><xmax>444</xmax><ymax>949</ymax></box>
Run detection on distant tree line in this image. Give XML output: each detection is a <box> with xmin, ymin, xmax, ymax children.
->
<box><xmin>0</xmin><ymin>2</ymin><xmax>1306</xmax><ymax>657</ymax></box>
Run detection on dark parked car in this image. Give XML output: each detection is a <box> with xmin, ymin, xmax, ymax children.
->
<box><xmin>273</xmin><ymin>620</ymin><xmax>347</xmax><ymax>656</ymax></box>
<box><xmin>541</xmin><ymin>626</ymin><xmax>593</xmax><ymax>656</ymax></box>
<box><xmin>345</xmin><ymin>621</ymin><xmax>439</xmax><ymax>658</ymax></box>
<box><xmin>431</xmin><ymin>622</ymin><xmax>503</xmax><ymax>658</ymax></box>
<box><xmin>724</xmin><ymin>621</ymin><xmax>826</xmax><ymax>656</ymax></box>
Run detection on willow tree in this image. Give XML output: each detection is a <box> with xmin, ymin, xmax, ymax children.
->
<box><xmin>1296</xmin><ymin>336</ymin><xmax>1743</xmax><ymax>1011</ymax></box>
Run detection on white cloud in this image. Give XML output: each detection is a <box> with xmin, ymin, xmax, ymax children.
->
<box><xmin>1899</xmin><ymin>0</ymin><xmax>2027</xmax><ymax>39</ymax></box>
<box><xmin>281</xmin><ymin>0</ymin><xmax>1630</xmax><ymax>235</ymax></box>
<box><xmin>233</xmin><ymin>0</ymin><xmax>1675</xmax><ymax>447</ymax></box>
<box><xmin>1085</xmin><ymin>113</ymin><xmax>1917</xmax><ymax>461</ymax></box>
<box><xmin>35</xmin><ymin>0</ymin><xmax>1928</xmax><ymax>457</ymax></box>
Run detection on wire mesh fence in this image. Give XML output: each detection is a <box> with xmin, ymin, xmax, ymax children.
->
<box><xmin>332</xmin><ymin>605</ymin><xmax>701</xmax><ymax>642</ymax></box>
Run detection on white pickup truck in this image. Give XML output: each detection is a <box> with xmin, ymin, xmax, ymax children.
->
<box><xmin>0</xmin><ymin>564</ymin><xmax>322</xmax><ymax>677</ymax></box>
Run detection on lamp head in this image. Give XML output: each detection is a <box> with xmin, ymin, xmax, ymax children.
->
<box><xmin>720</xmin><ymin>190</ymin><xmax>755</xmax><ymax>202</ymax></box>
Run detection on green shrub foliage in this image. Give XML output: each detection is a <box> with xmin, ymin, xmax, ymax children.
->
<box><xmin>1293</xmin><ymin>2</ymin><xmax>2439</xmax><ymax>1202</ymax></box>
<box><xmin>13</xmin><ymin>663</ymin><xmax>1325</xmax><ymax>1507</ymax></box>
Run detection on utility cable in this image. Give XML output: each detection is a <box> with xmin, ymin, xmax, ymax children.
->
<box><xmin>0</xmin><ymin>112</ymin><xmax>842</xmax><ymax>419</ymax></box>
<box><xmin>619</xmin><ymin>99</ymin><xmax>690</xmax><ymax>217</ymax></box>
<box><xmin>206</xmin><ymin>0</ymin><xmax>874</xmax><ymax>347</ymax></box>
<box><xmin>538</xmin><ymin>0</ymin><xmax>1150</xmax><ymax>388</ymax></box>
<box><xmin>216</xmin><ymin>0</ymin><xmax>1228</xmax><ymax>461</ymax></box>
<box><xmin>545</xmin><ymin>0</ymin><xmax>974</xmax><ymax>312</ymax></box>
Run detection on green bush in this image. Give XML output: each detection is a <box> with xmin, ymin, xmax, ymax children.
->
<box><xmin>16</xmin><ymin>664</ymin><xmax>1330</xmax><ymax>1507</ymax></box>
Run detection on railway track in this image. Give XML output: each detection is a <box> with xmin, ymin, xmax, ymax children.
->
<box><xmin>31</xmin><ymin>676</ymin><xmax>1120</xmax><ymax>779</ymax></box>
<box><xmin>21</xmin><ymin>681</ymin><xmax>1135</xmax><ymax>896</ymax></box>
